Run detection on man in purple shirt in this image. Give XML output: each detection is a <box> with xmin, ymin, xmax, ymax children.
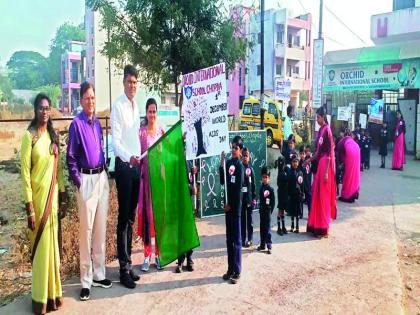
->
<box><xmin>67</xmin><ymin>82</ymin><xmax>111</xmax><ymax>301</ymax></box>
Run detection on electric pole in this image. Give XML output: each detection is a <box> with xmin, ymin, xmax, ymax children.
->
<box><xmin>260</xmin><ymin>0</ymin><xmax>265</xmax><ymax>130</ymax></box>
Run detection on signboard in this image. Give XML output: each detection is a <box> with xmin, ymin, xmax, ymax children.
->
<box><xmin>359</xmin><ymin>113</ymin><xmax>367</xmax><ymax>129</ymax></box>
<box><xmin>199</xmin><ymin>130</ymin><xmax>267</xmax><ymax>218</ymax></box>
<box><xmin>337</xmin><ymin>106</ymin><xmax>351</xmax><ymax>121</ymax></box>
<box><xmin>368</xmin><ymin>98</ymin><xmax>384</xmax><ymax>124</ymax></box>
<box><xmin>324</xmin><ymin>59</ymin><xmax>420</xmax><ymax>91</ymax></box>
<box><xmin>312</xmin><ymin>39</ymin><xmax>324</xmax><ymax>108</ymax></box>
<box><xmin>182</xmin><ymin>63</ymin><xmax>229</xmax><ymax>160</ymax></box>
<box><xmin>274</xmin><ymin>78</ymin><xmax>291</xmax><ymax>101</ymax></box>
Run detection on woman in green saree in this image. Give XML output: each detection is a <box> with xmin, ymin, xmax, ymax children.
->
<box><xmin>20</xmin><ymin>93</ymin><xmax>67</xmax><ymax>314</ymax></box>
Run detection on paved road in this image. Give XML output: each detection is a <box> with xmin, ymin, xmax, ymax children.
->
<box><xmin>2</xmin><ymin>151</ymin><xmax>420</xmax><ymax>314</ymax></box>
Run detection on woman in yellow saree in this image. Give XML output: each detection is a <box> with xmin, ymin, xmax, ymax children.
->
<box><xmin>20</xmin><ymin>93</ymin><xmax>67</xmax><ymax>314</ymax></box>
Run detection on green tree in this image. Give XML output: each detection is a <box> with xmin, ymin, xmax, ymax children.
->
<box><xmin>47</xmin><ymin>22</ymin><xmax>85</xmax><ymax>84</ymax></box>
<box><xmin>6</xmin><ymin>51</ymin><xmax>49</xmax><ymax>89</ymax></box>
<box><xmin>87</xmin><ymin>0</ymin><xmax>247</xmax><ymax>107</ymax></box>
<box><xmin>34</xmin><ymin>84</ymin><xmax>61</xmax><ymax>108</ymax></box>
<box><xmin>0</xmin><ymin>73</ymin><xmax>14</xmax><ymax>101</ymax></box>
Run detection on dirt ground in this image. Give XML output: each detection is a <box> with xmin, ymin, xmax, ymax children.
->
<box><xmin>0</xmin><ymin>146</ymin><xmax>419</xmax><ymax>314</ymax></box>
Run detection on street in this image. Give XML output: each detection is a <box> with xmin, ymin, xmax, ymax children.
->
<box><xmin>2</xmin><ymin>150</ymin><xmax>420</xmax><ymax>315</ymax></box>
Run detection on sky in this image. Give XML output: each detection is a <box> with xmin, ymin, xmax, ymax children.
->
<box><xmin>0</xmin><ymin>0</ymin><xmax>393</xmax><ymax>68</ymax></box>
<box><xmin>0</xmin><ymin>0</ymin><xmax>85</xmax><ymax>67</ymax></box>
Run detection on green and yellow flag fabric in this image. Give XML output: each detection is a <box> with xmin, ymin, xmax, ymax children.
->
<box><xmin>148</xmin><ymin>120</ymin><xmax>200</xmax><ymax>267</ymax></box>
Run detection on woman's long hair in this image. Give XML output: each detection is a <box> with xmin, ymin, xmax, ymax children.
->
<box><xmin>28</xmin><ymin>93</ymin><xmax>58</xmax><ymax>146</ymax></box>
<box><xmin>396</xmin><ymin>109</ymin><xmax>404</xmax><ymax>120</ymax></box>
<box><xmin>142</xmin><ymin>98</ymin><xmax>158</xmax><ymax>127</ymax></box>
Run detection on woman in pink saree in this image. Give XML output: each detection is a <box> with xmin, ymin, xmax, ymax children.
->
<box><xmin>337</xmin><ymin>131</ymin><xmax>360</xmax><ymax>203</ymax></box>
<box><xmin>138</xmin><ymin>98</ymin><xmax>165</xmax><ymax>271</ymax></box>
<box><xmin>392</xmin><ymin>110</ymin><xmax>406</xmax><ymax>171</ymax></box>
<box><xmin>304</xmin><ymin>107</ymin><xmax>337</xmax><ymax>237</ymax></box>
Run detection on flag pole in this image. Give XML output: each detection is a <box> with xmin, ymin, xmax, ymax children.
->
<box><xmin>223</xmin><ymin>158</ymin><xmax>228</xmax><ymax>205</ymax></box>
<box><xmin>192</xmin><ymin>159</ymin><xmax>197</xmax><ymax>210</ymax></box>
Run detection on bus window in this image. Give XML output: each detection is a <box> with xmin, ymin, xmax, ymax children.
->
<box><xmin>243</xmin><ymin>103</ymin><xmax>252</xmax><ymax>115</ymax></box>
<box><xmin>252</xmin><ymin>103</ymin><xmax>260</xmax><ymax>116</ymax></box>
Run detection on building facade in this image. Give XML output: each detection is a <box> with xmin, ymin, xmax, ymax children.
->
<box><xmin>324</xmin><ymin>3</ymin><xmax>420</xmax><ymax>157</ymax></box>
<box><xmin>60</xmin><ymin>41</ymin><xmax>85</xmax><ymax>113</ymax></box>
<box><xmin>247</xmin><ymin>8</ymin><xmax>312</xmax><ymax>108</ymax></box>
<box><xmin>227</xmin><ymin>6</ymin><xmax>254</xmax><ymax>116</ymax></box>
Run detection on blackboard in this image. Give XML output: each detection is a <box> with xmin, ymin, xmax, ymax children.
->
<box><xmin>199</xmin><ymin>130</ymin><xmax>267</xmax><ymax>218</ymax></box>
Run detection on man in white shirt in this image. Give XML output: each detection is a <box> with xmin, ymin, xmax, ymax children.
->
<box><xmin>111</xmin><ymin>65</ymin><xmax>141</xmax><ymax>289</ymax></box>
<box><xmin>282</xmin><ymin>105</ymin><xmax>293</xmax><ymax>154</ymax></box>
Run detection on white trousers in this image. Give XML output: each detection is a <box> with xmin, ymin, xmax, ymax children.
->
<box><xmin>77</xmin><ymin>170</ymin><xmax>109</xmax><ymax>289</ymax></box>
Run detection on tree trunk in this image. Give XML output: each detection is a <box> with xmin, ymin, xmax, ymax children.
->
<box><xmin>194</xmin><ymin>118</ymin><xmax>207</xmax><ymax>157</ymax></box>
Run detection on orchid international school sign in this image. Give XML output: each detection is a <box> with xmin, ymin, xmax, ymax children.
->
<box><xmin>324</xmin><ymin>59</ymin><xmax>420</xmax><ymax>92</ymax></box>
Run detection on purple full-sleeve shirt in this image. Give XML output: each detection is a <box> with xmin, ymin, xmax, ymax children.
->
<box><xmin>67</xmin><ymin>111</ymin><xmax>105</xmax><ymax>188</ymax></box>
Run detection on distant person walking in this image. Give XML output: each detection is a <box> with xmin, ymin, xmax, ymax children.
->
<box><xmin>282</xmin><ymin>105</ymin><xmax>293</xmax><ymax>155</ymax></box>
<box><xmin>392</xmin><ymin>110</ymin><xmax>406</xmax><ymax>171</ymax></box>
<box><xmin>337</xmin><ymin>131</ymin><xmax>360</xmax><ymax>203</ymax></box>
<box><xmin>304</xmin><ymin>107</ymin><xmax>336</xmax><ymax>237</ymax></box>
<box><xmin>21</xmin><ymin>93</ymin><xmax>67</xmax><ymax>314</ymax></box>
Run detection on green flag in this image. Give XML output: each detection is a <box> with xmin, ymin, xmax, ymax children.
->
<box><xmin>148</xmin><ymin>120</ymin><xmax>200</xmax><ymax>267</ymax></box>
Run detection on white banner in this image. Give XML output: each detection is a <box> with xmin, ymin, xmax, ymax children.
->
<box><xmin>312</xmin><ymin>39</ymin><xmax>324</xmax><ymax>108</ymax></box>
<box><xmin>182</xmin><ymin>63</ymin><xmax>229</xmax><ymax>160</ymax></box>
<box><xmin>337</xmin><ymin>106</ymin><xmax>351</xmax><ymax>121</ymax></box>
<box><xmin>274</xmin><ymin>78</ymin><xmax>291</xmax><ymax>101</ymax></box>
<box><xmin>359</xmin><ymin>113</ymin><xmax>367</xmax><ymax>129</ymax></box>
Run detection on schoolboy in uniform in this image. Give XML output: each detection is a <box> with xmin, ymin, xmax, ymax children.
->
<box><xmin>275</xmin><ymin>154</ymin><xmax>288</xmax><ymax>236</ymax></box>
<box><xmin>379</xmin><ymin>122</ymin><xmax>388</xmax><ymax>168</ymax></box>
<box><xmin>287</xmin><ymin>155</ymin><xmax>304</xmax><ymax>233</ymax></box>
<box><xmin>241</xmin><ymin>147</ymin><xmax>256</xmax><ymax>248</ymax></box>
<box><xmin>175</xmin><ymin>161</ymin><xmax>197</xmax><ymax>273</ymax></box>
<box><xmin>257</xmin><ymin>167</ymin><xmax>275</xmax><ymax>254</ymax></box>
<box><xmin>362</xmin><ymin>129</ymin><xmax>372</xmax><ymax>170</ymax></box>
<box><xmin>219</xmin><ymin>136</ymin><xmax>244</xmax><ymax>284</ymax></box>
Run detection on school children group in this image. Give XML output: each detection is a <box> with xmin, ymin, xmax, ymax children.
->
<box><xmin>218</xmin><ymin>134</ymin><xmax>313</xmax><ymax>284</ymax></box>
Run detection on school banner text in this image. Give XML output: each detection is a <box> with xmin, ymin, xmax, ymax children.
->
<box><xmin>324</xmin><ymin>59</ymin><xmax>420</xmax><ymax>92</ymax></box>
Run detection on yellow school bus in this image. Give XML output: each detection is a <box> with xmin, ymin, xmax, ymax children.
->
<box><xmin>239</xmin><ymin>97</ymin><xmax>284</xmax><ymax>147</ymax></box>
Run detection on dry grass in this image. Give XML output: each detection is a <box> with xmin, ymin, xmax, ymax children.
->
<box><xmin>0</xmin><ymin>131</ymin><xmax>15</xmax><ymax>140</ymax></box>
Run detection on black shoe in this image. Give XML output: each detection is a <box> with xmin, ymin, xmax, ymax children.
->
<box><xmin>294</xmin><ymin>229</ymin><xmax>299</xmax><ymax>233</ymax></box>
<box><xmin>223</xmin><ymin>270</ymin><xmax>233</xmax><ymax>281</ymax></box>
<box><xmin>92</xmin><ymin>278</ymin><xmax>112</xmax><ymax>288</ymax></box>
<box><xmin>80</xmin><ymin>288</ymin><xmax>90</xmax><ymax>301</ymax></box>
<box><xmin>257</xmin><ymin>245</ymin><xmax>265</xmax><ymax>251</ymax></box>
<box><xmin>230</xmin><ymin>273</ymin><xmax>240</xmax><ymax>284</ymax></box>
<box><xmin>282</xmin><ymin>227</ymin><xmax>288</xmax><ymax>234</ymax></box>
<box><xmin>267</xmin><ymin>248</ymin><xmax>272</xmax><ymax>254</ymax></box>
<box><xmin>129</xmin><ymin>269</ymin><xmax>140</xmax><ymax>281</ymax></box>
<box><xmin>120</xmin><ymin>271</ymin><xmax>136</xmax><ymax>289</ymax></box>
<box><xmin>186</xmin><ymin>263</ymin><xmax>194</xmax><ymax>272</ymax></box>
<box><xmin>175</xmin><ymin>265</ymin><xmax>182</xmax><ymax>273</ymax></box>
<box><xmin>277</xmin><ymin>228</ymin><xmax>283</xmax><ymax>236</ymax></box>
<box><xmin>246</xmin><ymin>240</ymin><xmax>253</xmax><ymax>247</ymax></box>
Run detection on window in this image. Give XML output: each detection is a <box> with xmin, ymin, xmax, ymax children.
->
<box><xmin>92</xmin><ymin>68</ymin><xmax>94</xmax><ymax>77</ymax></box>
<box><xmin>293</xmin><ymin>66</ymin><xmax>299</xmax><ymax>74</ymax></box>
<box><xmin>239</xmin><ymin>67</ymin><xmax>242</xmax><ymax>86</ymax></box>
<box><xmin>276</xmin><ymin>64</ymin><xmax>282</xmax><ymax>76</ymax></box>
<box><xmin>294</xmin><ymin>36</ymin><xmax>300</xmax><ymax>47</ymax></box>
<box><xmin>252</xmin><ymin>104</ymin><xmax>260</xmax><ymax>116</ymax></box>
<box><xmin>243</xmin><ymin>103</ymin><xmax>252</xmax><ymax>115</ymax></box>
<box><xmin>276</xmin><ymin>31</ymin><xmax>284</xmax><ymax>44</ymax></box>
<box><xmin>257</xmin><ymin>32</ymin><xmax>261</xmax><ymax>44</ymax></box>
<box><xmin>92</xmin><ymin>57</ymin><xmax>94</xmax><ymax>65</ymax></box>
<box><xmin>268</xmin><ymin>103</ymin><xmax>278</xmax><ymax>118</ymax></box>
<box><xmin>257</xmin><ymin>64</ymin><xmax>261</xmax><ymax>76</ymax></box>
